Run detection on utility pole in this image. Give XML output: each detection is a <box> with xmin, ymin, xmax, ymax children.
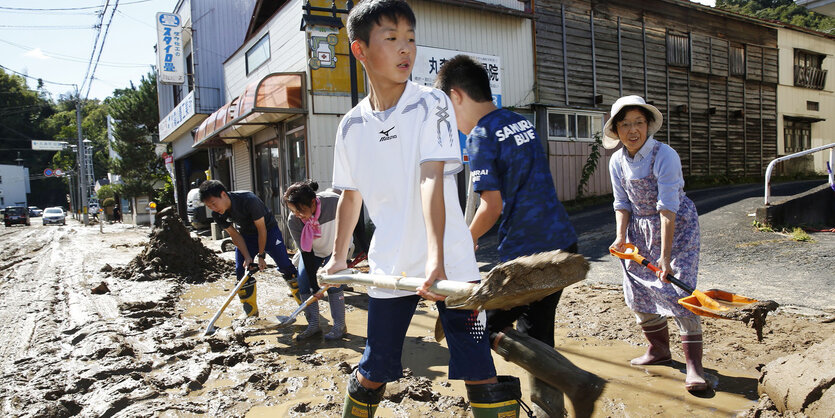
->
<box><xmin>76</xmin><ymin>97</ymin><xmax>89</xmax><ymax>225</ymax></box>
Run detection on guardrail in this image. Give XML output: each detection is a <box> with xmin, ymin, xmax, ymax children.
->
<box><xmin>764</xmin><ymin>142</ymin><xmax>835</xmax><ymax>205</ymax></box>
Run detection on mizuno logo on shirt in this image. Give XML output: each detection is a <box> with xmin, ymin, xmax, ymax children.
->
<box><xmin>435</xmin><ymin>102</ymin><xmax>452</xmax><ymax>147</ymax></box>
<box><xmin>379</xmin><ymin>127</ymin><xmax>398</xmax><ymax>142</ymax></box>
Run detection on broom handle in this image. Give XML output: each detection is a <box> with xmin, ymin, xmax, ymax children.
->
<box><xmin>319</xmin><ymin>273</ymin><xmax>475</xmax><ymax>298</ymax></box>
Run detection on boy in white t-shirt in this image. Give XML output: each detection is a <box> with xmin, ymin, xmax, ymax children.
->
<box><xmin>323</xmin><ymin>1</ymin><xmax>522</xmax><ymax>416</ymax></box>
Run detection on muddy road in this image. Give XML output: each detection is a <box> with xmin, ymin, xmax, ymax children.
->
<box><xmin>0</xmin><ymin>212</ymin><xmax>833</xmax><ymax>417</ymax></box>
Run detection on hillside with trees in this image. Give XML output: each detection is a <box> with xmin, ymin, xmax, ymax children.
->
<box><xmin>717</xmin><ymin>0</ymin><xmax>835</xmax><ymax>33</ymax></box>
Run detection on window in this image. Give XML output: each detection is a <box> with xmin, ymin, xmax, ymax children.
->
<box><xmin>172</xmin><ymin>84</ymin><xmax>181</xmax><ymax>106</ymax></box>
<box><xmin>794</xmin><ymin>49</ymin><xmax>827</xmax><ymax>90</ymax></box>
<box><xmin>784</xmin><ymin>119</ymin><xmax>811</xmax><ymax>154</ymax></box>
<box><xmin>807</xmin><ymin>101</ymin><xmax>819</xmax><ymax>111</ymax></box>
<box><xmin>666</xmin><ymin>32</ymin><xmax>690</xmax><ymax>67</ymax></box>
<box><xmin>246</xmin><ymin>34</ymin><xmax>270</xmax><ymax>75</ymax></box>
<box><xmin>548</xmin><ymin>111</ymin><xmax>604</xmax><ymax>141</ymax></box>
<box><xmin>185</xmin><ymin>53</ymin><xmax>194</xmax><ymax>93</ymax></box>
<box><xmin>730</xmin><ymin>46</ymin><xmax>745</xmax><ymax>76</ymax></box>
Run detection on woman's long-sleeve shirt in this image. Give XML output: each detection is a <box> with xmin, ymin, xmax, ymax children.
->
<box><xmin>288</xmin><ymin>189</ymin><xmax>341</xmax><ymax>258</ymax></box>
<box><xmin>609</xmin><ymin>137</ymin><xmax>686</xmax><ymax>214</ymax></box>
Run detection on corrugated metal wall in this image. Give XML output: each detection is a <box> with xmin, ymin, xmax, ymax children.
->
<box><xmin>232</xmin><ymin>141</ymin><xmax>252</xmax><ymax>191</ymax></box>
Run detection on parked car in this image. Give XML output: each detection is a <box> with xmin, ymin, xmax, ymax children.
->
<box><xmin>42</xmin><ymin>207</ymin><xmax>66</xmax><ymax>226</ymax></box>
<box><xmin>28</xmin><ymin>206</ymin><xmax>43</xmax><ymax>217</ymax></box>
<box><xmin>4</xmin><ymin>206</ymin><xmax>30</xmax><ymax>227</ymax></box>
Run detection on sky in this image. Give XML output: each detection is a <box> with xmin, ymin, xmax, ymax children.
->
<box><xmin>0</xmin><ymin>0</ymin><xmax>174</xmax><ymax>102</ymax></box>
<box><xmin>0</xmin><ymin>0</ymin><xmax>717</xmax><ymax>102</ymax></box>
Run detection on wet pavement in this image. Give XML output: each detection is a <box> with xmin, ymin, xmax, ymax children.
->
<box><xmin>0</xmin><ymin>180</ymin><xmax>832</xmax><ymax>417</ymax></box>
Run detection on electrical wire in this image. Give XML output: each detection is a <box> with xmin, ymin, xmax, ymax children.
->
<box><xmin>0</xmin><ymin>1</ymin><xmax>149</xmax><ymax>11</ymax></box>
<box><xmin>0</xmin><ymin>25</ymin><xmax>93</xmax><ymax>30</ymax></box>
<box><xmin>83</xmin><ymin>0</ymin><xmax>121</xmax><ymax>100</ymax></box>
<box><xmin>79</xmin><ymin>0</ymin><xmax>110</xmax><ymax>95</ymax></box>
<box><xmin>0</xmin><ymin>39</ymin><xmax>149</xmax><ymax>68</ymax></box>
<box><xmin>0</xmin><ymin>63</ymin><xmax>78</xmax><ymax>87</ymax></box>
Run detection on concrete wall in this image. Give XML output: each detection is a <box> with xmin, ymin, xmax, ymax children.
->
<box><xmin>756</xmin><ymin>183</ymin><xmax>835</xmax><ymax>227</ymax></box>
<box><xmin>777</xmin><ymin>27</ymin><xmax>835</xmax><ymax>174</ymax></box>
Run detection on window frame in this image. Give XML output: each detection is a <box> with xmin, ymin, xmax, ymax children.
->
<box><xmin>245</xmin><ymin>34</ymin><xmax>271</xmax><ymax>75</ymax></box>
<box><xmin>730</xmin><ymin>45</ymin><xmax>745</xmax><ymax>77</ymax></box>
<box><xmin>666</xmin><ymin>31</ymin><xmax>691</xmax><ymax>67</ymax></box>
<box><xmin>547</xmin><ymin>110</ymin><xmax>604</xmax><ymax>142</ymax></box>
<box><xmin>783</xmin><ymin>118</ymin><xmax>812</xmax><ymax>154</ymax></box>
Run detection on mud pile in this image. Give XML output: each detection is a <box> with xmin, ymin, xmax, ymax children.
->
<box><xmin>112</xmin><ymin>207</ymin><xmax>231</xmax><ymax>282</ymax></box>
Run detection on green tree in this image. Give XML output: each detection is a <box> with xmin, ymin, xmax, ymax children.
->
<box><xmin>107</xmin><ymin>73</ymin><xmax>169</xmax><ymax>201</ymax></box>
<box><xmin>717</xmin><ymin>0</ymin><xmax>835</xmax><ymax>33</ymax></box>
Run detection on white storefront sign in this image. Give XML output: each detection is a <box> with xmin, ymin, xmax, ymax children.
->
<box><xmin>156</xmin><ymin>12</ymin><xmax>185</xmax><ymax>85</ymax></box>
<box><xmin>412</xmin><ymin>46</ymin><xmax>502</xmax><ymax>107</ymax></box>
<box><xmin>159</xmin><ymin>90</ymin><xmax>195</xmax><ymax>140</ymax></box>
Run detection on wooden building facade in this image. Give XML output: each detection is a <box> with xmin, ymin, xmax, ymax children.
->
<box><xmin>532</xmin><ymin>0</ymin><xmax>780</xmax><ymax>201</ymax></box>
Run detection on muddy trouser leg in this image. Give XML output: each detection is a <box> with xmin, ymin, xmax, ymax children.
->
<box><xmin>234</xmin><ymin>247</ymin><xmax>259</xmax><ymax>317</ymax></box>
<box><xmin>263</xmin><ymin>226</ymin><xmax>301</xmax><ymax>303</ymax></box>
<box><xmin>325</xmin><ymin>287</ymin><xmax>346</xmax><ymax>340</ymax></box>
<box><xmin>466</xmin><ymin>375</ymin><xmax>523</xmax><ymax>417</ymax></box>
<box><xmin>295</xmin><ymin>252</ymin><xmax>323</xmax><ymax>340</ymax></box>
<box><xmin>343</xmin><ymin>369</ymin><xmax>386</xmax><ymax>418</ymax></box>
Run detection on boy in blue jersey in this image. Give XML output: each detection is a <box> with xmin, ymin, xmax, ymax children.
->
<box><xmin>437</xmin><ymin>55</ymin><xmax>604</xmax><ymax>417</ymax></box>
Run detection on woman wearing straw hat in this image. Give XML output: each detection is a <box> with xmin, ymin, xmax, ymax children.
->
<box><xmin>605</xmin><ymin>95</ymin><xmax>708</xmax><ymax>392</ymax></box>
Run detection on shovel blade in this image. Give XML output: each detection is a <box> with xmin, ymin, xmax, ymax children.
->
<box><xmin>678</xmin><ymin>289</ymin><xmax>759</xmax><ymax>318</ymax></box>
<box><xmin>275</xmin><ymin>315</ymin><xmax>297</xmax><ymax>327</ymax></box>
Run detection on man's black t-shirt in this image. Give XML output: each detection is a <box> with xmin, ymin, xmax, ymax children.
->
<box><xmin>211</xmin><ymin>191</ymin><xmax>277</xmax><ymax>235</ymax></box>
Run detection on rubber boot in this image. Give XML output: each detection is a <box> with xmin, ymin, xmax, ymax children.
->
<box><xmin>529</xmin><ymin>374</ymin><xmax>565</xmax><ymax>417</ymax></box>
<box><xmin>325</xmin><ymin>288</ymin><xmax>347</xmax><ymax>340</ymax></box>
<box><xmin>681</xmin><ymin>334</ymin><xmax>708</xmax><ymax>392</ymax></box>
<box><xmin>295</xmin><ymin>294</ymin><xmax>321</xmax><ymax>340</ymax></box>
<box><xmin>237</xmin><ymin>280</ymin><xmax>259</xmax><ymax>317</ymax></box>
<box><xmin>342</xmin><ymin>370</ymin><xmax>386</xmax><ymax>418</ymax></box>
<box><xmin>493</xmin><ymin>329</ymin><xmax>605</xmax><ymax>418</ymax></box>
<box><xmin>630</xmin><ymin>323</ymin><xmax>672</xmax><ymax>366</ymax></box>
<box><xmin>466</xmin><ymin>375</ymin><xmax>522</xmax><ymax>417</ymax></box>
<box><xmin>283</xmin><ymin>273</ymin><xmax>302</xmax><ymax>304</ymax></box>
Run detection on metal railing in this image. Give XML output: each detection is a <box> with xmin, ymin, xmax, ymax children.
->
<box><xmin>793</xmin><ymin>65</ymin><xmax>827</xmax><ymax>90</ymax></box>
<box><xmin>764</xmin><ymin>142</ymin><xmax>835</xmax><ymax>205</ymax></box>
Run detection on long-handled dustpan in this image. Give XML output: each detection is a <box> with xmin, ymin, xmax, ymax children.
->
<box><xmin>610</xmin><ymin>244</ymin><xmax>777</xmax><ymax>340</ymax></box>
<box><xmin>204</xmin><ymin>266</ymin><xmax>259</xmax><ymax>336</ymax></box>
<box><xmin>320</xmin><ymin>250</ymin><xmax>590</xmax><ymax>311</ymax></box>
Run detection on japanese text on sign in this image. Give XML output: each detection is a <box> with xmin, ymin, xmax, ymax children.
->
<box><xmin>412</xmin><ymin>46</ymin><xmax>502</xmax><ymax>108</ymax></box>
<box><xmin>156</xmin><ymin>12</ymin><xmax>185</xmax><ymax>84</ymax></box>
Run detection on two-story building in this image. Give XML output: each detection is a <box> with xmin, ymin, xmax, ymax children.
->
<box><xmin>192</xmin><ymin>0</ymin><xmax>536</xmax><ymax>234</ymax></box>
<box><xmin>775</xmin><ymin>23</ymin><xmax>834</xmax><ymax>174</ymax></box>
<box><xmin>533</xmin><ymin>0</ymin><xmax>781</xmax><ymax>201</ymax></box>
<box><xmin>156</xmin><ymin>0</ymin><xmax>257</xmax><ymax>219</ymax></box>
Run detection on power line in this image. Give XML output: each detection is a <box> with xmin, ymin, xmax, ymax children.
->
<box><xmin>0</xmin><ymin>1</ymin><xmax>149</xmax><ymax>11</ymax></box>
<box><xmin>79</xmin><ymin>0</ymin><xmax>110</xmax><ymax>95</ymax></box>
<box><xmin>0</xmin><ymin>38</ymin><xmax>149</xmax><ymax>68</ymax></box>
<box><xmin>84</xmin><ymin>0</ymin><xmax>121</xmax><ymax>100</ymax></box>
<box><xmin>0</xmin><ymin>25</ymin><xmax>94</xmax><ymax>30</ymax></box>
<box><xmin>0</xmin><ymin>63</ymin><xmax>78</xmax><ymax>87</ymax></box>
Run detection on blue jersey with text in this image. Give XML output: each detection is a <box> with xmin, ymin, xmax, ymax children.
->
<box><xmin>468</xmin><ymin>108</ymin><xmax>577</xmax><ymax>261</ymax></box>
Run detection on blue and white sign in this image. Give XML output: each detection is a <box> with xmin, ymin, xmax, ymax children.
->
<box><xmin>159</xmin><ymin>90</ymin><xmax>195</xmax><ymax>140</ymax></box>
<box><xmin>156</xmin><ymin>12</ymin><xmax>185</xmax><ymax>85</ymax></box>
<box><xmin>412</xmin><ymin>46</ymin><xmax>502</xmax><ymax>163</ymax></box>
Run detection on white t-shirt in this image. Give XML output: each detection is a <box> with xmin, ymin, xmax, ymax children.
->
<box><xmin>333</xmin><ymin>81</ymin><xmax>480</xmax><ymax>298</ymax></box>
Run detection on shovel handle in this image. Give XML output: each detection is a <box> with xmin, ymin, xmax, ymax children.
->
<box><xmin>609</xmin><ymin>244</ymin><xmax>695</xmax><ymax>294</ymax></box>
<box><xmin>204</xmin><ymin>265</ymin><xmax>259</xmax><ymax>336</ymax></box>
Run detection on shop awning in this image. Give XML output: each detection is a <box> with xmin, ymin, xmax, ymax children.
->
<box><xmin>193</xmin><ymin>73</ymin><xmax>305</xmax><ymax>148</ymax></box>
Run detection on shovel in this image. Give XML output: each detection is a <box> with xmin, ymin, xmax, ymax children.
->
<box><xmin>274</xmin><ymin>253</ymin><xmax>368</xmax><ymax>327</ymax></box>
<box><xmin>204</xmin><ymin>265</ymin><xmax>259</xmax><ymax>336</ymax></box>
<box><xmin>610</xmin><ymin>243</ymin><xmax>778</xmax><ymax>340</ymax></box>
<box><xmin>319</xmin><ymin>250</ymin><xmax>589</xmax><ymax>311</ymax></box>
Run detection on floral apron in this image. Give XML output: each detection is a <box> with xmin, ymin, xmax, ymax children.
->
<box><xmin>619</xmin><ymin>142</ymin><xmax>700</xmax><ymax>318</ymax></box>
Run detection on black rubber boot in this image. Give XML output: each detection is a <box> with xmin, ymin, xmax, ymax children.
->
<box><xmin>342</xmin><ymin>370</ymin><xmax>386</xmax><ymax>418</ymax></box>
<box><xmin>466</xmin><ymin>375</ymin><xmax>522</xmax><ymax>417</ymax></box>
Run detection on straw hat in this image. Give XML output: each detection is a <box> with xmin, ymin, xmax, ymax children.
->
<box><xmin>602</xmin><ymin>95</ymin><xmax>664</xmax><ymax>149</ymax></box>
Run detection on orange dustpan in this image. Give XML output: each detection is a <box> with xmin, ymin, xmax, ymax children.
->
<box><xmin>608</xmin><ymin>244</ymin><xmax>758</xmax><ymax>318</ymax></box>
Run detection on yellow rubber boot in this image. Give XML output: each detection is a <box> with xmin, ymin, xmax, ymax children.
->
<box><xmin>342</xmin><ymin>370</ymin><xmax>385</xmax><ymax>418</ymax></box>
<box><xmin>283</xmin><ymin>273</ymin><xmax>302</xmax><ymax>304</ymax></box>
<box><xmin>237</xmin><ymin>281</ymin><xmax>259</xmax><ymax>317</ymax></box>
<box><xmin>466</xmin><ymin>375</ymin><xmax>522</xmax><ymax>418</ymax></box>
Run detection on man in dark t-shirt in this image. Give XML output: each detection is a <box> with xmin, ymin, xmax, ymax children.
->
<box><xmin>200</xmin><ymin>180</ymin><xmax>299</xmax><ymax>317</ymax></box>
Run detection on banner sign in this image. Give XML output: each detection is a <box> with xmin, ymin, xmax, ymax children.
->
<box><xmin>156</xmin><ymin>12</ymin><xmax>185</xmax><ymax>85</ymax></box>
<box><xmin>412</xmin><ymin>46</ymin><xmax>503</xmax><ymax>163</ymax></box>
<box><xmin>158</xmin><ymin>90</ymin><xmax>195</xmax><ymax>140</ymax></box>
<box><xmin>31</xmin><ymin>140</ymin><xmax>67</xmax><ymax>151</ymax></box>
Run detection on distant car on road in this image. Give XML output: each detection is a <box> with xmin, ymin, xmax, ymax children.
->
<box><xmin>28</xmin><ymin>206</ymin><xmax>43</xmax><ymax>217</ymax></box>
<box><xmin>42</xmin><ymin>207</ymin><xmax>66</xmax><ymax>226</ymax></box>
<box><xmin>4</xmin><ymin>206</ymin><xmax>30</xmax><ymax>227</ymax></box>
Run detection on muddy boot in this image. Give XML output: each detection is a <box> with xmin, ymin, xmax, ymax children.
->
<box><xmin>283</xmin><ymin>272</ymin><xmax>302</xmax><ymax>304</ymax></box>
<box><xmin>325</xmin><ymin>288</ymin><xmax>347</xmax><ymax>340</ymax></box>
<box><xmin>529</xmin><ymin>374</ymin><xmax>565</xmax><ymax>417</ymax></box>
<box><xmin>466</xmin><ymin>375</ymin><xmax>523</xmax><ymax>417</ymax></box>
<box><xmin>343</xmin><ymin>370</ymin><xmax>386</xmax><ymax>418</ymax></box>
<box><xmin>237</xmin><ymin>280</ymin><xmax>258</xmax><ymax>317</ymax></box>
<box><xmin>682</xmin><ymin>334</ymin><xmax>708</xmax><ymax>392</ymax></box>
<box><xmin>296</xmin><ymin>295</ymin><xmax>321</xmax><ymax>340</ymax></box>
<box><xmin>630</xmin><ymin>323</ymin><xmax>672</xmax><ymax>366</ymax></box>
<box><xmin>493</xmin><ymin>329</ymin><xmax>605</xmax><ymax>418</ymax></box>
